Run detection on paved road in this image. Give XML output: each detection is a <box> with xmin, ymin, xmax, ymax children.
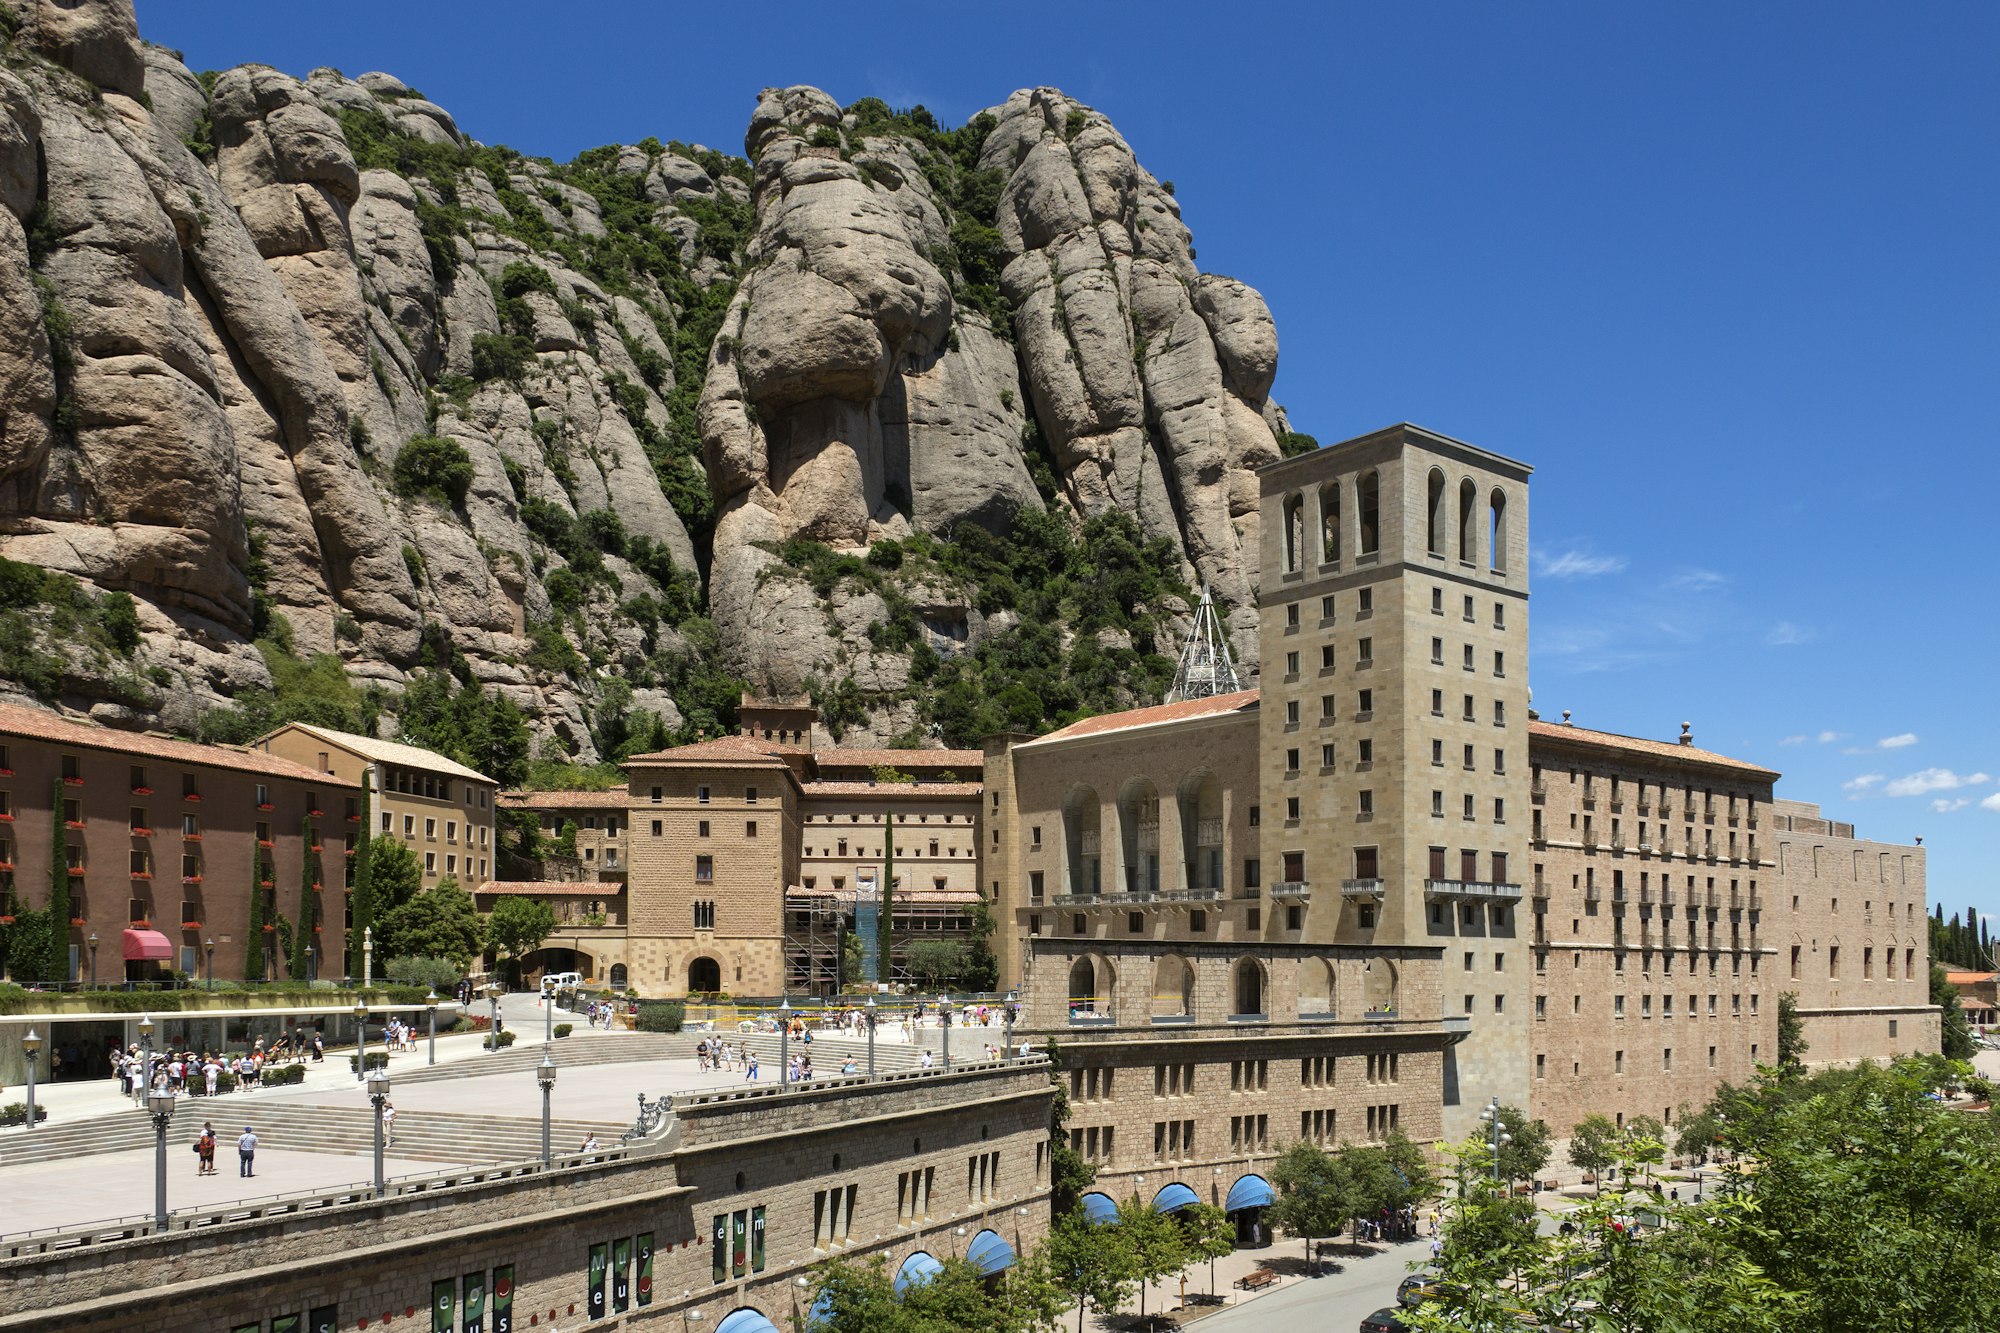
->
<box><xmin>1184</xmin><ymin>1238</ymin><xmax>1421</xmax><ymax>1332</ymax></box>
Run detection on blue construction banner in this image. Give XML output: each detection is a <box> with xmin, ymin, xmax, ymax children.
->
<box><xmin>856</xmin><ymin>889</ymin><xmax>880</xmax><ymax>982</ymax></box>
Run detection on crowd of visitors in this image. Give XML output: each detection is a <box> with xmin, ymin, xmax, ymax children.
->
<box><xmin>110</xmin><ymin>1030</ymin><xmax>323</xmax><ymax>1099</ymax></box>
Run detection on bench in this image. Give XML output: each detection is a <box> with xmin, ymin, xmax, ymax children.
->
<box><xmin>1237</xmin><ymin>1268</ymin><xmax>1279</xmax><ymax>1292</ymax></box>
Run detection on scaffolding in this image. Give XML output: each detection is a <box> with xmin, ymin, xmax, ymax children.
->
<box><xmin>1167</xmin><ymin>583</ymin><xmax>1243</xmax><ymax>701</ymax></box>
<box><xmin>781</xmin><ymin>885</ymin><xmax>979</xmax><ymax>994</ymax></box>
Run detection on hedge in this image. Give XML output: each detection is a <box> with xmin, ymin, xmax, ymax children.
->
<box><xmin>553</xmin><ymin>1023</ymin><xmax>572</xmax><ymax>1038</ymax></box>
<box><xmin>636</xmin><ymin>1001</ymin><xmax>685</xmax><ymax>1034</ymax></box>
<box><xmin>349</xmin><ymin>1051</ymin><xmax>391</xmax><ymax>1072</ymax></box>
<box><xmin>0</xmin><ymin>1101</ymin><xmax>49</xmax><ymax>1125</ymax></box>
<box><xmin>483</xmin><ymin>1030</ymin><xmax>518</xmax><ymax>1050</ymax></box>
<box><xmin>260</xmin><ymin>1063</ymin><xmax>307</xmax><ymax>1086</ymax></box>
<box><xmin>0</xmin><ymin>984</ymin><xmax>431</xmax><ymax>1015</ymax></box>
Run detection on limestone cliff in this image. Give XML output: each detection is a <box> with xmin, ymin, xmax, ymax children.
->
<box><xmin>0</xmin><ymin>0</ymin><xmax>1299</xmax><ymax>757</ymax></box>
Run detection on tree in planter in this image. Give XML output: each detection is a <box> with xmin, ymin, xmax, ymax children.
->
<box><xmin>1113</xmin><ymin>1194</ymin><xmax>1188</xmax><ymax>1320</ymax></box>
<box><xmin>1178</xmin><ymin>1201</ymin><xmax>1236</xmax><ymax>1301</ymax></box>
<box><xmin>1568</xmin><ymin>1113</ymin><xmax>1619</xmax><ymax>1192</ymax></box>
<box><xmin>486</xmin><ymin>895</ymin><xmax>556</xmax><ymax>981</ymax></box>
<box><xmin>1044</xmin><ymin>1207</ymin><xmax>1135</xmax><ymax>1333</ymax></box>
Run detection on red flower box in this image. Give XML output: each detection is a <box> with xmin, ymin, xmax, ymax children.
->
<box><xmin>257</xmin><ymin>802</ymin><xmax>274</xmax><ymax>811</ymax></box>
<box><xmin>130</xmin><ymin>871</ymin><xmax>152</xmax><ymax>880</ymax></box>
<box><xmin>181</xmin><ymin>875</ymin><xmax>202</xmax><ymax>885</ymax></box>
<box><xmin>262</xmin><ymin>923</ymin><xmax>275</xmax><ymax>932</ymax></box>
<box><xmin>180</xmin><ymin>921</ymin><xmax>201</xmax><ymax>931</ymax></box>
<box><xmin>131</xmin><ymin>827</ymin><xmax>153</xmax><ymax>837</ymax></box>
<box><xmin>68</xmin><ymin>917</ymin><xmax>85</xmax><ymax>926</ymax></box>
<box><xmin>62</xmin><ymin>776</ymin><xmax>84</xmax><ymax>786</ymax></box>
<box><xmin>183</xmin><ymin>793</ymin><xmax>202</xmax><ymax>802</ymax></box>
<box><xmin>67</xmin><ymin>867</ymin><xmax>85</xmax><ymax>877</ymax></box>
<box><xmin>259</xmin><ymin>879</ymin><xmax>273</xmax><ymax>888</ymax></box>
<box><xmin>0</xmin><ymin>768</ymin><xmax>13</xmax><ymax>776</ymax></box>
<box><xmin>347</xmin><ymin>813</ymin><xmax>361</xmax><ymax>822</ymax></box>
<box><xmin>310</xmin><ymin>844</ymin><xmax>323</xmax><ymax>854</ymax></box>
<box><xmin>182</xmin><ymin>833</ymin><xmax>203</xmax><ymax>842</ymax></box>
<box><xmin>257</xmin><ymin>839</ymin><xmax>274</xmax><ymax>849</ymax></box>
<box><xmin>64</xmin><ymin>820</ymin><xmax>85</xmax><ymax>830</ymax></box>
<box><xmin>0</xmin><ymin>861</ymin><xmax>13</xmax><ymax>871</ymax></box>
<box><xmin>312</xmin><ymin>925</ymin><xmax>323</xmax><ymax>933</ymax></box>
<box><xmin>0</xmin><ymin>914</ymin><xmax>15</xmax><ymax>925</ymax></box>
<box><xmin>131</xmin><ymin>785</ymin><xmax>151</xmax><ymax>795</ymax></box>
<box><xmin>0</xmin><ymin>813</ymin><xmax>14</xmax><ymax>823</ymax></box>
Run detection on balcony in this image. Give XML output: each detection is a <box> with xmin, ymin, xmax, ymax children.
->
<box><xmin>1530</xmin><ymin>781</ymin><xmax>1547</xmax><ymax>804</ymax></box>
<box><xmin>1424</xmin><ymin>879</ymin><xmax>1523</xmax><ymax>903</ymax></box>
<box><xmin>1271</xmin><ymin>880</ymin><xmax>1312</xmax><ymax>902</ymax></box>
<box><xmin>1585</xmin><ymin>883</ymin><xmax>1602</xmax><ymax>903</ymax></box>
<box><xmin>1637</xmin><ymin>801</ymin><xmax>1652</xmax><ymax>816</ymax></box>
<box><xmin>1612</xmin><ymin>885</ymin><xmax>1629</xmax><ymax>904</ymax></box>
<box><xmin>1052</xmin><ymin>888</ymin><xmax>1221</xmax><ymax>908</ymax></box>
<box><xmin>1582</xmin><ymin>796</ymin><xmax>1597</xmax><ymax>811</ymax></box>
<box><xmin>1611</xmin><ymin>838</ymin><xmax>1626</xmax><ymax>854</ymax></box>
<box><xmin>1582</xmin><ymin>837</ymin><xmax>1598</xmax><ymax>853</ymax></box>
<box><xmin>1609</xmin><ymin>800</ymin><xmax>1624</xmax><ymax>813</ymax></box>
<box><xmin>1341</xmin><ymin>877</ymin><xmax>1385</xmax><ymax>901</ymax></box>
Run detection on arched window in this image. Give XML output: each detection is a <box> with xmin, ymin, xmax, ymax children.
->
<box><xmin>1233</xmin><ymin>957</ymin><xmax>1265</xmax><ymax>1017</ymax></box>
<box><xmin>1319</xmin><ymin>482</ymin><xmax>1341</xmax><ymax>564</ymax></box>
<box><xmin>1426</xmin><ymin>468</ymin><xmax>1447</xmax><ymax>556</ymax></box>
<box><xmin>1068</xmin><ymin>955</ymin><xmax>1113</xmax><ymax>1015</ymax></box>
<box><xmin>609</xmin><ymin>963</ymin><xmax>628</xmax><ymax>988</ymax></box>
<box><xmin>688</xmin><ymin>956</ymin><xmax>721</xmax><ymax>993</ymax></box>
<box><xmin>1283</xmin><ymin>494</ymin><xmax>1304</xmax><ymax>573</ymax></box>
<box><xmin>1357</xmin><ymin>471</ymin><xmax>1380</xmax><ymax>556</ymax></box>
<box><xmin>1459</xmin><ymin>478</ymin><xmax>1478</xmax><ymax>564</ymax></box>
<box><xmin>1151</xmin><ymin>954</ymin><xmax>1195</xmax><ymax>1020</ymax></box>
<box><xmin>1489</xmin><ymin>488</ymin><xmax>1508</xmax><ymax>571</ymax></box>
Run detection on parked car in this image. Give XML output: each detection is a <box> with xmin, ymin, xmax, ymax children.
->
<box><xmin>1360</xmin><ymin>1308</ymin><xmax>1411</xmax><ymax>1333</ymax></box>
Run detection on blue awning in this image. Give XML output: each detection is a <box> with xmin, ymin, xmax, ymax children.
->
<box><xmin>716</xmin><ymin>1311</ymin><xmax>781</xmax><ymax>1333</ymax></box>
<box><xmin>1152</xmin><ymin>1182</ymin><xmax>1200</xmax><ymax>1214</ymax></box>
<box><xmin>893</xmin><ymin>1250</ymin><xmax>943</xmax><ymax>1295</ymax></box>
<box><xmin>966</xmin><ymin>1228</ymin><xmax>1016</xmax><ymax>1276</ymax></box>
<box><xmin>1080</xmin><ymin>1191</ymin><xmax>1119</xmax><ymax>1225</ymax></box>
<box><xmin>1225</xmin><ymin>1173</ymin><xmax>1276</xmax><ymax>1212</ymax></box>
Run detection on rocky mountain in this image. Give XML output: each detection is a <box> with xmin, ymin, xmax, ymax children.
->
<box><xmin>0</xmin><ymin>0</ymin><xmax>1302</xmax><ymax>763</ymax></box>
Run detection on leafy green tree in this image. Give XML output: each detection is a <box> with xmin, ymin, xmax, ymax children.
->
<box><xmin>904</xmin><ymin>939</ymin><xmax>970</xmax><ymax>989</ymax></box>
<box><xmin>1672</xmin><ymin>1102</ymin><xmax>1725</xmax><ymax>1163</ymax></box>
<box><xmin>1777</xmin><ymin>989</ymin><xmax>1808</xmax><ymax>1074</ymax></box>
<box><xmin>376</xmin><ymin>876</ymin><xmax>484</xmax><ymax>969</ymax></box>
<box><xmin>1619</xmin><ymin>1115</ymin><xmax>1668</xmax><ymax>1188</ymax></box>
<box><xmin>1475</xmin><ymin>1103</ymin><xmax>1552</xmax><ymax>1183</ymax></box>
<box><xmin>1176</xmin><ymin>1202</ymin><xmax>1235</xmax><ymax>1300</ymax></box>
<box><xmin>366</xmin><ymin>836</ymin><xmax>423</xmax><ymax>916</ymax></box>
<box><xmin>1043</xmin><ymin>1207</ymin><xmax>1134</xmax><ymax>1333</ymax></box>
<box><xmin>1932</xmin><ymin>963</ymin><xmax>1979</xmax><ymax>1059</ymax></box>
<box><xmin>486</xmin><ymin>895</ymin><xmax>556</xmax><ymax>977</ymax></box>
<box><xmin>1112</xmin><ymin>1194</ymin><xmax>1186</xmax><ymax>1320</ymax></box>
<box><xmin>347</xmin><ymin>774</ymin><xmax>374</xmax><ymax>978</ymax></box>
<box><xmin>289</xmin><ymin>815</ymin><xmax>320</xmax><ymax>980</ymax></box>
<box><xmin>1269</xmin><ymin>1139</ymin><xmax>1352</xmax><ymax>1267</ymax></box>
<box><xmin>392</xmin><ymin>433</ymin><xmax>474</xmax><ymax>507</ymax></box>
<box><xmin>1568</xmin><ymin>1113</ymin><xmax>1619</xmax><ymax>1192</ymax></box>
<box><xmin>244</xmin><ymin>841</ymin><xmax>269</xmax><ymax>982</ymax></box>
<box><xmin>37</xmin><ymin>779</ymin><xmax>69</xmax><ymax>983</ymax></box>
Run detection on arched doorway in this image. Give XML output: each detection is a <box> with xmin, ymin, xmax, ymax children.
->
<box><xmin>1233</xmin><ymin>957</ymin><xmax>1265</xmax><ymax>1017</ymax></box>
<box><xmin>609</xmin><ymin>963</ymin><xmax>628</xmax><ymax>990</ymax></box>
<box><xmin>688</xmin><ymin>956</ymin><xmax>722</xmax><ymax>994</ymax></box>
<box><xmin>1176</xmin><ymin>769</ymin><xmax>1223</xmax><ymax>892</ymax></box>
<box><xmin>1151</xmin><ymin>954</ymin><xmax>1195</xmax><ymax>1022</ymax></box>
<box><xmin>1118</xmin><ymin>778</ymin><xmax>1162</xmax><ymax>896</ymax></box>
<box><xmin>1225</xmin><ymin>1173</ymin><xmax>1276</xmax><ymax>1246</ymax></box>
<box><xmin>1068</xmin><ymin>954</ymin><xmax>1113</xmax><ymax>1020</ymax></box>
<box><xmin>1063</xmin><ymin>786</ymin><xmax>1102</xmax><ymax>897</ymax></box>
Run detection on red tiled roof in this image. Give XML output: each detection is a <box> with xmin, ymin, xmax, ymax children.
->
<box><xmin>498</xmin><ymin>790</ymin><xmax>629</xmax><ymax>810</ymax></box>
<box><xmin>813</xmin><ymin>748</ymin><xmax>983</xmax><ymax>773</ymax></box>
<box><xmin>1527</xmin><ymin>720</ymin><xmax>1780</xmax><ymax>780</ymax></box>
<box><xmin>476</xmin><ymin>881</ymin><xmax>624</xmax><ymax>897</ymax></box>
<box><xmin>1945</xmin><ymin>971</ymin><xmax>1996</xmax><ymax>986</ymax></box>
<box><xmin>622</xmin><ymin>734</ymin><xmax>796</xmax><ymax>767</ymax></box>
<box><xmin>1029</xmin><ymin>689</ymin><xmax>1262</xmax><ymax>744</ymax></box>
<box><xmin>802</xmin><ymin>781</ymin><xmax>983</xmax><ymax>799</ymax></box>
<box><xmin>0</xmin><ymin>701</ymin><xmax>354</xmax><ymax>786</ymax></box>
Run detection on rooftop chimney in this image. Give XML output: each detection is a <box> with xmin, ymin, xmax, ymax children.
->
<box><xmin>1679</xmin><ymin>721</ymin><xmax>1693</xmax><ymax>746</ymax></box>
<box><xmin>1561</xmin><ymin>709</ymin><xmax>1572</xmax><ymax>726</ymax></box>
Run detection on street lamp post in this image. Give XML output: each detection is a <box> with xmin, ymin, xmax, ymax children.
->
<box><xmin>204</xmin><ymin>937</ymin><xmax>214</xmax><ymax>991</ymax></box>
<box><xmin>366</xmin><ymin>1068</ymin><xmax>391</xmax><ymax>1195</ymax></box>
<box><xmin>425</xmin><ymin>991</ymin><xmax>439</xmax><ymax>1067</ymax></box>
<box><xmin>487</xmin><ymin>983</ymin><xmax>502</xmax><ymax>1054</ymax></box>
<box><xmin>147</xmin><ymin>1087</ymin><xmax>176</xmax><ymax>1229</ymax></box>
<box><xmin>305</xmin><ymin>942</ymin><xmax>315</xmax><ymax>984</ymax></box>
<box><xmin>86</xmin><ymin>933</ymin><xmax>97</xmax><ymax>989</ymax></box>
<box><xmin>1479</xmin><ymin>1097</ymin><xmax>1512</xmax><ymax>1185</ymax></box>
<box><xmin>361</xmin><ymin>926</ymin><xmax>373</xmax><ymax>988</ymax></box>
<box><xmin>538</xmin><ymin>1053</ymin><xmax>557</xmax><ymax>1166</ymax></box>
<box><xmin>864</xmin><ymin>996</ymin><xmax>876</xmax><ymax>1080</ymax></box>
<box><xmin>353</xmin><ymin>1002</ymin><xmax>369</xmax><ymax>1083</ymax></box>
<box><xmin>778</xmin><ymin>999</ymin><xmax>791</xmax><ymax>1087</ymax></box>
<box><xmin>545</xmin><ymin>981</ymin><xmax>554</xmax><ymax>1046</ymax></box>
<box><xmin>137</xmin><ymin>1014</ymin><xmax>154</xmax><ymax>1106</ymax></box>
<box><xmin>21</xmin><ymin>1028</ymin><xmax>41</xmax><ymax>1132</ymax></box>
<box><xmin>940</xmin><ymin>999</ymin><xmax>952</xmax><ymax>1069</ymax></box>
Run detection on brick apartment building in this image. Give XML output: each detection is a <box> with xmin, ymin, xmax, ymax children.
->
<box><xmin>0</xmin><ymin>701</ymin><xmax>354</xmax><ymax>984</ymax></box>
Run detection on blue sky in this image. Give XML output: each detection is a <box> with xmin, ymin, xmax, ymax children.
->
<box><xmin>142</xmin><ymin>2</ymin><xmax>2000</xmax><ymax>930</ymax></box>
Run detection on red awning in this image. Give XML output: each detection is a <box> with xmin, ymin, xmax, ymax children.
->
<box><xmin>122</xmin><ymin>928</ymin><xmax>172</xmax><ymax>962</ymax></box>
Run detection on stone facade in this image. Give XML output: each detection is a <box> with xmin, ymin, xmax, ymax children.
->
<box><xmin>1256</xmin><ymin>425</ymin><xmax>1533</xmax><ymax>1140</ymax></box>
<box><xmin>1769</xmin><ymin>799</ymin><xmax>1939</xmax><ymax>1063</ymax></box>
<box><xmin>0</xmin><ymin>702</ymin><xmax>353</xmax><ymax>985</ymax></box>
<box><xmin>1525</xmin><ymin>720</ymin><xmax>1781</xmax><ymax>1133</ymax></box>
<box><xmin>256</xmin><ymin>723</ymin><xmax>497</xmax><ymax>892</ymax></box>
<box><xmin>0</xmin><ymin>1061</ymin><xmax>1054</xmax><ymax>1332</ymax></box>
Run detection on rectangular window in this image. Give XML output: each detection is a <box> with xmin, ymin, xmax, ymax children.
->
<box><xmin>746</xmin><ymin>820</ymin><xmax>758</xmax><ymax>838</ymax></box>
<box><xmin>745</xmin><ymin>787</ymin><xmax>758</xmax><ymax>804</ymax></box>
<box><xmin>696</xmin><ymin>855</ymin><xmax>714</xmax><ymax>883</ymax></box>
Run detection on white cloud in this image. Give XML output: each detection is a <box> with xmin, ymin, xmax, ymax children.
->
<box><xmin>1982</xmin><ymin>793</ymin><xmax>2000</xmax><ymax>813</ymax></box>
<box><xmin>1843</xmin><ymin>774</ymin><xmax>1884</xmax><ymax>793</ymax></box>
<box><xmin>1818</xmin><ymin>730</ymin><xmax>1843</xmax><ymax>744</ymax></box>
<box><xmin>1535</xmin><ymin>548</ymin><xmax>1628</xmax><ymax>580</ymax></box>
<box><xmin>1931</xmin><ymin>798</ymin><xmax>1971</xmax><ymax>814</ymax></box>
<box><xmin>1765</xmin><ymin>621</ymin><xmax>1812</xmax><ymax>646</ymax></box>
<box><xmin>1878</xmin><ymin>733</ymin><xmax>1919</xmax><ymax>749</ymax></box>
<box><xmin>1669</xmin><ymin>569</ymin><xmax>1728</xmax><ymax>592</ymax></box>
<box><xmin>1880</xmin><ymin>768</ymin><xmax>1992</xmax><ymax>798</ymax></box>
<box><xmin>1778</xmin><ymin>735</ymin><xmax>1807</xmax><ymax>746</ymax></box>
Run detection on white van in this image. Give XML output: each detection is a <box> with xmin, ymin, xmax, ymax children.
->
<box><xmin>540</xmin><ymin>971</ymin><xmax>582</xmax><ymax>995</ymax></box>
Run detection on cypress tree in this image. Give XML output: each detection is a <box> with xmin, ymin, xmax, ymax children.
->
<box><xmin>244</xmin><ymin>841</ymin><xmax>267</xmax><ymax>982</ymax></box>
<box><xmin>290</xmin><ymin>816</ymin><xmax>318</xmax><ymax>980</ymax></box>
<box><xmin>878</xmin><ymin>807</ymin><xmax>896</xmax><ymax>988</ymax></box>
<box><xmin>348</xmin><ymin>775</ymin><xmax>374</xmax><ymax>979</ymax></box>
<box><xmin>46</xmin><ymin>778</ymin><xmax>70</xmax><ymax>983</ymax></box>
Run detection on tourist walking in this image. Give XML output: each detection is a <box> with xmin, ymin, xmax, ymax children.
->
<box><xmin>237</xmin><ymin>1126</ymin><xmax>259</xmax><ymax>1178</ymax></box>
<box><xmin>196</xmin><ymin>1122</ymin><xmax>216</xmax><ymax>1176</ymax></box>
<box><xmin>383</xmin><ymin>1101</ymin><xmax>398</xmax><ymax>1147</ymax></box>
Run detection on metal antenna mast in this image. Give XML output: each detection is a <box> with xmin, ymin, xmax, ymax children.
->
<box><xmin>1168</xmin><ymin>584</ymin><xmax>1242</xmax><ymax>702</ymax></box>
